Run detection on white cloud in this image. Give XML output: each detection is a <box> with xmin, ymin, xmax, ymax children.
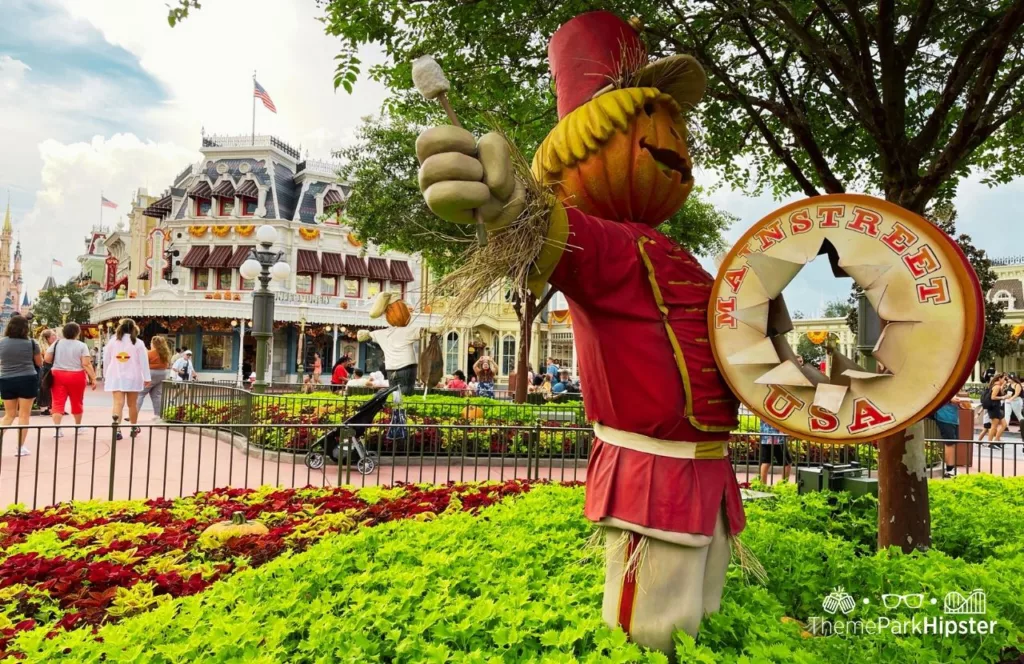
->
<box><xmin>18</xmin><ymin>134</ymin><xmax>199</xmax><ymax>293</ymax></box>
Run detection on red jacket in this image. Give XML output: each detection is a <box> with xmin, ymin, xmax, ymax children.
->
<box><xmin>550</xmin><ymin>207</ymin><xmax>745</xmax><ymax>537</ymax></box>
<box><xmin>331</xmin><ymin>364</ymin><xmax>349</xmax><ymax>385</ymax></box>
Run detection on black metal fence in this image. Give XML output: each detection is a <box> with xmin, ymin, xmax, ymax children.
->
<box><xmin>161</xmin><ymin>383</ymin><xmax>588</xmax><ymax>442</ymax></box>
<box><xmin>2</xmin><ymin>420</ymin><xmax>1020</xmax><ymax>511</ymax></box>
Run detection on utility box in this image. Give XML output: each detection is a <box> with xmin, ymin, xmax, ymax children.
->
<box><xmin>797</xmin><ymin>463</ymin><xmax>875</xmax><ymax>496</ymax></box>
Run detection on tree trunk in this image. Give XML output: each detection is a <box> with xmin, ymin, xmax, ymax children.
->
<box><xmin>877</xmin><ymin>183</ymin><xmax>932</xmax><ymax>552</ymax></box>
<box><xmin>876</xmin><ymin>423</ymin><xmax>931</xmax><ymax>551</ymax></box>
<box><xmin>514</xmin><ymin>294</ymin><xmax>535</xmax><ymax>404</ymax></box>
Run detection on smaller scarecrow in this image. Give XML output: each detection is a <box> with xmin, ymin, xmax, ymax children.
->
<box><xmin>357</xmin><ymin>291</ymin><xmax>420</xmax><ymax>395</ymax></box>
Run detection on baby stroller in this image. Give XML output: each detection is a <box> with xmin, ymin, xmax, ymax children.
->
<box><xmin>304</xmin><ymin>385</ymin><xmax>399</xmax><ymax>475</ymax></box>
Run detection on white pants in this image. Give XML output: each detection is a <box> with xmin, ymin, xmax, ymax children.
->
<box><xmin>601</xmin><ymin>511</ymin><xmax>730</xmax><ymax>656</ymax></box>
<box><xmin>1005</xmin><ymin>398</ymin><xmax>1023</xmax><ymax>423</ymax></box>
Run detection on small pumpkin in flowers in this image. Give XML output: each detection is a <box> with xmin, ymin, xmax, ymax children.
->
<box><xmin>463</xmin><ymin>405</ymin><xmax>485</xmax><ymax>421</ymax></box>
<box><xmin>198</xmin><ymin>511</ymin><xmax>268</xmax><ymax>548</ymax></box>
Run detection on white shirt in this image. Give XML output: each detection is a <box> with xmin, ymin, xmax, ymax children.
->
<box><xmin>103</xmin><ymin>336</ymin><xmax>152</xmax><ymax>392</ymax></box>
<box><xmin>369</xmin><ymin>326</ymin><xmax>419</xmax><ymax>370</ymax></box>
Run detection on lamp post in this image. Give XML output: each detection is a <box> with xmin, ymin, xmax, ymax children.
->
<box><xmin>59</xmin><ymin>296</ymin><xmax>72</xmax><ymax>326</ymax></box>
<box><xmin>239</xmin><ymin>225</ymin><xmax>290</xmax><ymax>394</ymax></box>
<box><xmin>331</xmin><ymin>324</ymin><xmax>338</xmax><ymax>366</ymax></box>
<box><xmin>297</xmin><ymin>302</ymin><xmax>308</xmax><ymax>384</ymax></box>
<box><xmin>231</xmin><ymin>319</ymin><xmax>248</xmax><ymax>387</ymax></box>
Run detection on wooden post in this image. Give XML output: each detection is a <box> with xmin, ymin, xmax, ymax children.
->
<box><xmin>876</xmin><ymin>425</ymin><xmax>931</xmax><ymax>552</ymax></box>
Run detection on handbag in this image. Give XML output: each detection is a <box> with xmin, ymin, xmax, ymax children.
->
<box><xmin>40</xmin><ymin>340</ymin><xmax>57</xmax><ymax>390</ymax></box>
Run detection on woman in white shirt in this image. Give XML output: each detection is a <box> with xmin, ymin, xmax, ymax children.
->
<box><xmin>45</xmin><ymin>322</ymin><xmax>97</xmax><ymax>436</ymax></box>
<box><xmin>103</xmin><ymin>319</ymin><xmax>151</xmax><ymax>439</ymax></box>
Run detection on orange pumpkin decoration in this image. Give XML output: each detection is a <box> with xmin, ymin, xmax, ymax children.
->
<box><xmin>463</xmin><ymin>405</ymin><xmax>484</xmax><ymax>421</ymax></box>
<box><xmin>532</xmin><ymin>88</ymin><xmax>693</xmax><ymax>227</ymax></box>
<box><xmin>385</xmin><ymin>300</ymin><xmax>412</xmax><ymax>327</ymax></box>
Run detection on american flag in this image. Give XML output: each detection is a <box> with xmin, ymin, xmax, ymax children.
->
<box><xmin>254</xmin><ymin>80</ymin><xmax>277</xmax><ymax>113</ymax></box>
<box><xmin>52</xmin><ymin>258</ymin><xmax>63</xmax><ymax>268</ymax></box>
<box><xmin>101</xmin><ymin>196</ymin><xmax>118</xmax><ymax>209</ymax></box>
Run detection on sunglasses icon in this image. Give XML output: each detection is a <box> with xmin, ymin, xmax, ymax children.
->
<box><xmin>882</xmin><ymin>593</ymin><xmax>924</xmax><ymax>609</ymax></box>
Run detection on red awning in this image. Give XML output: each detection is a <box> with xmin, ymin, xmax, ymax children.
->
<box><xmin>180</xmin><ymin>245</ymin><xmax>210</xmax><ymax>268</ymax></box>
<box><xmin>189</xmin><ymin>181</ymin><xmax>212</xmax><ymax>198</ymax></box>
<box><xmin>212</xmin><ymin>180</ymin><xmax>235</xmax><ymax>197</ymax></box>
<box><xmin>228</xmin><ymin>246</ymin><xmax>253</xmax><ymax>268</ymax></box>
<box><xmin>204</xmin><ymin>245</ymin><xmax>234</xmax><ymax>268</ymax></box>
<box><xmin>324</xmin><ymin>189</ymin><xmax>344</xmax><ymax>206</ymax></box>
<box><xmin>110</xmin><ymin>276</ymin><xmax>128</xmax><ymax>291</ymax></box>
<box><xmin>389</xmin><ymin>260</ymin><xmax>415</xmax><ymax>283</ymax></box>
<box><xmin>321</xmin><ymin>252</ymin><xmax>346</xmax><ymax>276</ymax></box>
<box><xmin>345</xmin><ymin>255</ymin><xmax>369</xmax><ymax>278</ymax></box>
<box><xmin>367</xmin><ymin>257</ymin><xmax>390</xmax><ymax>280</ymax></box>
<box><xmin>236</xmin><ymin>180</ymin><xmax>259</xmax><ymax>198</ymax></box>
<box><xmin>296</xmin><ymin>249</ymin><xmax>321</xmax><ymax>274</ymax></box>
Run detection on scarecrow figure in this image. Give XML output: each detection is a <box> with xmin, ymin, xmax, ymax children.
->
<box><xmin>357</xmin><ymin>291</ymin><xmax>420</xmax><ymax>395</ymax></box>
<box><xmin>416</xmin><ymin>11</ymin><xmax>745</xmax><ymax>654</ymax></box>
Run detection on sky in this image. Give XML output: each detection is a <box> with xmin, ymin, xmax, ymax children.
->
<box><xmin>2</xmin><ymin>0</ymin><xmax>1021</xmax><ymax>314</ymax></box>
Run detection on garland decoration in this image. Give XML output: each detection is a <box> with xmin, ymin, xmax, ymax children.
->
<box><xmin>299</xmin><ymin>227</ymin><xmax>320</xmax><ymax>241</ymax></box>
<box><xmin>236</xmin><ymin>225</ymin><xmax>256</xmax><ymax>237</ymax></box>
<box><xmin>212</xmin><ymin>225</ymin><xmax>231</xmax><ymax>237</ymax></box>
<box><xmin>188</xmin><ymin>225</ymin><xmax>209</xmax><ymax>237</ymax></box>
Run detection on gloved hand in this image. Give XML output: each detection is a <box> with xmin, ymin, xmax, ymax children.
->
<box><xmin>416</xmin><ymin>127</ymin><xmax>526</xmax><ymax>230</ymax></box>
<box><xmin>356</xmin><ymin>330</ymin><xmax>371</xmax><ymax>343</ymax></box>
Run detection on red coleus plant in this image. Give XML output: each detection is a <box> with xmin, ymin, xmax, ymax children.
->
<box><xmin>0</xmin><ymin>480</ymin><xmax>540</xmax><ymax>660</ymax></box>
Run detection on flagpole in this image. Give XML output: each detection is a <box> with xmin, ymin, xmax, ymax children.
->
<box><xmin>99</xmin><ymin>191</ymin><xmax>103</xmax><ymax>228</ymax></box>
<box><xmin>252</xmin><ymin>70</ymin><xmax>257</xmax><ymax>146</ymax></box>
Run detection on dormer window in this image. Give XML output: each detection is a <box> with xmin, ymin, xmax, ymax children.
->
<box><xmin>195</xmin><ymin>198</ymin><xmax>212</xmax><ymax>217</ymax></box>
<box><xmin>219</xmin><ymin>198</ymin><xmax>234</xmax><ymax>216</ymax></box>
<box><xmin>241</xmin><ymin>197</ymin><xmax>257</xmax><ymax>216</ymax></box>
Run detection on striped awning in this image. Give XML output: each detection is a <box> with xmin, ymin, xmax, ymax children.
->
<box><xmin>345</xmin><ymin>255</ymin><xmax>369</xmax><ymax>278</ymax></box>
<box><xmin>296</xmin><ymin>249</ymin><xmax>321</xmax><ymax>274</ymax></box>
<box><xmin>189</xmin><ymin>181</ymin><xmax>212</xmax><ymax>198</ymax></box>
<box><xmin>228</xmin><ymin>246</ymin><xmax>253</xmax><ymax>269</ymax></box>
<box><xmin>321</xmin><ymin>252</ymin><xmax>346</xmax><ymax>276</ymax></box>
<box><xmin>180</xmin><ymin>246</ymin><xmax>210</xmax><ymax>268</ymax></box>
<box><xmin>212</xmin><ymin>180</ymin><xmax>235</xmax><ymax>197</ymax></box>
<box><xmin>367</xmin><ymin>257</ymin><xmax>390</xmax><ymax>280</ymax></box>
<box><xmin>236</xmin><ymin>180</ymin><xmax>259</xmax><ymax>198</ymax></box>
<box><xmin>324</xmin><ymin>188</ymin><xmax>344</xmax><ymax>206</ymax></box>
<box><xmin>204</xmin><ymin>245</ymin><xmax>234</xmax><ymax>268</ymax></box>
<box><xmin>389</xmin><ymin>260</ymin><xmax>415</xmax><ymax>283</ymax></box>
<box><xmin>142</xmin><ymin>194</ymin><xmax>172</xmax><ymax>219</ymax></box>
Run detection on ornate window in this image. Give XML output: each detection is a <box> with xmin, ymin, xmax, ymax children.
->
<box><xmin>445</xmin><ymin>331</ymin><xmax>460</xmax><ymax>375</ymax></box>
<box><xmin>501</xmin><ymin>334</ymin><xmax>516</xmax><ymax>375</ymax></box>
<box><xmin>992</xmin><ymin>290</ymin><xmax>1016</xmax><ymax>310</ymax></box>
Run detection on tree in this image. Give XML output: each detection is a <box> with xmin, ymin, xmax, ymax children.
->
<box><xmin>822</xmin><ymin>298</ymin><xmax>853</xmax><ymax>319</ymax></box>
<box><xmin>791</xmin><ymin>310</ymin><xmax>806</xmax><ymax>320</ymax></box>
<box><xmin>796</xmin><ymin>335</ymin><xmax>827</xmax><ymax>366</ymax></box>
<box><xmin>32</xmin><ymin>280</ymin><xmax>92</xmax><ymax>329</ymax></box>
<box><xmin>171</xmin><ymin>0</ymin><xmax>1024</xmax><ymax>551</ymax></box>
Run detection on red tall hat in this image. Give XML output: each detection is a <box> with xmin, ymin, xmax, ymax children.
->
<box><xmin>547</xmin><ymin>11</ymin><xmax>707</xmax><ymax>119</ymax></box>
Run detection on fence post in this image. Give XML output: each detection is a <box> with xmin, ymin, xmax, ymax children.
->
<box><xmin>108</xmin><ymin>419</ymin><xmax>119</xmax><ymax>500</ymax></box>
<box><xmin>533</xmin><ymin>423</ymin><xmax>541</xmax><ymax>481</ymax></box>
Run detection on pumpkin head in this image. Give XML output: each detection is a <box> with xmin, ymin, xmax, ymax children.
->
<box><xmin>532</xmin><ymin>87</ymin><xmax>693</xmax><ymax>227</ymax></box>
<box><xmin>385</xmin><ymin>300</ymin><xmax>412</xmax><ymax>327</ymax></box>
<box><xmin>198</xmin><ymin>511</ymin><xmax>268</xmax><ymax>548</ymax></box>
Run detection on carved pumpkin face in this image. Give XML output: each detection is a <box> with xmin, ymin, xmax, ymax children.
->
<box><xmin>385</xmin><ymin>300</ymin><xmax>412</xmax><ymax>327</ymax></box>
<box><xmin>540</xmin><ymin>93</ymin><xmax>693</xmax><ymax>227</ymax></box>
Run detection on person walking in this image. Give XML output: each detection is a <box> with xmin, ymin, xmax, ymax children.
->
<box><xmin>104</xmin><ymin>319</ymin><xmax>151</xmax><ymax>440</ymax></box>
<box><xmin>45</xmin><ymin>322</ymin><xmax>96</xmax><ymax>436</ymax></box>
<box><xmin>758</xmin><ymin>420</ymin><xmax>792</xmax><ymax>484</ymax></box>
<box><xmin>928</xmin><ymin>394</ymin><xmax>972</xmax><ymax>478</ymax></box>
<box><xmin>312</xmin><ymin>353</ymin><xmax>322</xmax><ymax>384</ymax></box>
<box><xmin>473</xmin><ymin>348</ymin><xmax>496</xmax><ymax>398</ymax></box>
<box><xmin>1002</xmin><ymin>373</ymin><xmax>1023</xmax><ymax>433</ymax></box>
<box><xmin>138</xmin><ymin>335</ymin><xmax>172</xmax><ymax>421</ymax></box>
<box><xmin>36</xmin><ymin>329</ymin><xmax>57</xmax><ymax>416</ymax></box>
<box><xmin>171</xmin><ymin>350</ymin><xmax>196</xmax><ymax>382</ymax></box>
<box><xmin>980</xmin><ymin>374</ymin><xmax>1007</xmax><ymax>449</ymax></box>
<box><xmin>0</xmin><ymin>315</ymin><xmax>43</xmax><ymax>456</ymax></box>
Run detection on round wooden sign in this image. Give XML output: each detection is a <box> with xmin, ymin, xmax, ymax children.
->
<box><xmin>708</xmin><ymin>194</ymin><xmax>984</xmax><ymax>443</ymax></box>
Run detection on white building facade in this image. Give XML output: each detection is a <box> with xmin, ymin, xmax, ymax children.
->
<box><xmin>91</xmin><ymin>134</ymin><xmax>426</xmax><ymax>382</ymax></box>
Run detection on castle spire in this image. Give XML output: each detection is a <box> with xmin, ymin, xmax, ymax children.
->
<box><xmin>2</xmin><ymin>196</ymin><xmax>10</xmax><ymax>234</ymax></box>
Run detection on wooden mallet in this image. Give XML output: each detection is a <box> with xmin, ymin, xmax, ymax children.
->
<box><xmin>412</xmin><ymin>55</ymin><xmax>488</xmax><ymax>246</ymax></box>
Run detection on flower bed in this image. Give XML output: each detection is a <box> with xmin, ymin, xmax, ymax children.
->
<box><xmin>166</xmin><ymin>394</ymin><xmax>592</xmax><ymax>454</ymax></box>
<box><xmin>8</xmin><ymin>475</ymin><xmax>1024</xmax><ymax>662</ymax></box>
<box><xmin>0</xmin><ymin>480</ymin><xmax>539</xmax><ymax>659</ymax></box>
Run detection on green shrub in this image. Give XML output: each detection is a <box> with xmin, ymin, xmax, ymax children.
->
<box><xmin>17</xmin><ymin>478</ymin><xmax>1024</xmax><ymax>663</ymax></box>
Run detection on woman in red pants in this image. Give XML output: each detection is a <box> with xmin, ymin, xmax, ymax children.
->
<box><xmin>45</xmin><ymin>322</ymin><xmax>97</xmax><ymax>436</ymax></box>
